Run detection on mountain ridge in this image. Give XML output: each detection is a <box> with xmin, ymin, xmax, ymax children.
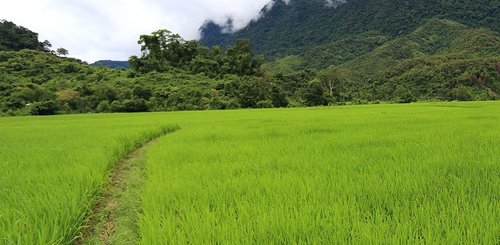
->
<box><xmin>200</xmin><ymin>0</ymin><xmax>500</xmax><ymax>59</ymax></box>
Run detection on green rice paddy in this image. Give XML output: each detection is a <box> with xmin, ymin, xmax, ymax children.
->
<box><xmin>1</xmin><ymin>102</ymin><xmax>499</xmax><ymax>244</ymax></box>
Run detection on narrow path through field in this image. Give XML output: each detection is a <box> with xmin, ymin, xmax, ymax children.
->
<box><xmin>75</xmin><ymin>132</ymin><xmax>172</xmax><ymax>245</ymax></box>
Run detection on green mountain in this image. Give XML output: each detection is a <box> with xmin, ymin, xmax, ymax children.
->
<box><xmin>262</xmin><ymin>31</ymin><xmax>389</xmax><ymax>72</ymax></box>
<box><xmin>91</xmin><ymin>60</ymin><xmax>130</xmax><ymax>69</ymax></box>
<box><xmin>342</xmin><ymin>19</ymin><xmax>500</xmax><ymax>78</ymax></box>
<box><xmin>344</xmin><ymin>19</ymin><xmax>500</xmax><ymax>101</ymax></box>
<box><xmin>200</xmin><ymin>0</ymin><xmax>500</xmax><ymax>59</ymax></box>
<box><xmin>265</xmin><ymin>19</ymin><xmax>500</xmax><ymax>101</ymax></box>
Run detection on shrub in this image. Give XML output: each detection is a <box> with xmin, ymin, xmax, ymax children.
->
<box><xmin>257</xmin><ymin>100</ymin><xmax>273</xmax><ymax>108</ymax></box>
<box><xmin>30</xmin><ymin>100</ymin><xmax>60</xmax><ymax>115</ymax></box>
<box><xmin>110</xmin><ymin>101</ymin><xmax>125</xmax><ymax>112</ymax></box>
<box><xmin>96</xmin><ymin>101</ymin><xmax>111</xmax><ymax>113</ymax></box>
<box><xmin>451</xmin><ymin>86</ymin><xmax>474</xmax><ymax>101</ymax></box>
<box><xmin>122</xmin><ymin>99</ymin><xmax>148</xmax><ymax>112</ymax></box>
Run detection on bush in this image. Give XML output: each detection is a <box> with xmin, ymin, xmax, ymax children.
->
<box><xmin>303</xmin><ymin>80</ymin><xmax>328</xmax><ymax>106</ymax></box>
<box><xmin>30</xmin><ymin>101</ymin><xmax>60</xmax><ymax>115</ymax></box>
<box><xmin>224</xmin><ymin>98</ymin><xmax>240</xmax><ymax>109</ymax></box>
<box><xmin>451</xmin><ymin>86</ymin><xmax>474</xmax><ymax>101</ymax></box>
<box><xmin>110</xmin><ymin>101</ymin><xmax>125</xmax><ymax>112</ymax></box>
<box><xmin>257</xmin><ymin>100</ymin><xmax>273</xmax><ymax>108</ymax></box>
<box><xmin>96</xmin><ymin>101</ymin><xmax>111</xmax><ymax>113</ymax></box>
<box><xmin>271</xmin><ymin>85</ymin><xmax>288</xmax><ymax>107</ymax></box>
<box><xmin>122</xmin><ymin>99</ymin><xmax>148</xmax><ymax>112</ymax></box>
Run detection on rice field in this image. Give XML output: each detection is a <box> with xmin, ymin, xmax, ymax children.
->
<box><xmin>1</xmin><ymin>102</ymin><xmax>499</xmax><ymax>244</ymax></box>
<box><xmin>0</xmin><ymin>114</ymin><xmax>178</xmax><ymax>244</ymax></box>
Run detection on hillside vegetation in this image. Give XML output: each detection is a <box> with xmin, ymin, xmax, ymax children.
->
<box><xmin>1</xmin><ymin>0</ymin><xmax>500</xmax><ymax>116</ymax></box>
<box><xmin>265</xmin><ymin>19</ymin><xmax>500</xmax><ymax>102</ymax></box>
<box><xmin>262</xmin><ymin>32</ymin><xmax>389</xmax><ymax>71</ymax></box>
<box><xmin>0</xmin><ymin>50</ymin><xmax>230</xmax><ymax>115</ymax></box>
<box><xmin>342</xmin><ymin>20</ymin><xmax>500</xmax><ymax>101</ymax></box>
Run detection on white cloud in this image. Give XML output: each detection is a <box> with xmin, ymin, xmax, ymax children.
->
<box><xmin>0</xmin><ymin>0</ymin><xmax>271</xmax><ymax>62</ymax></box>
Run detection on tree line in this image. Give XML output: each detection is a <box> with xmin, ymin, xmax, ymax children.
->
<box><xmin>1</xmin><ymin>24</ymin><xmax>499</xmax><ymax>116</ymax></box>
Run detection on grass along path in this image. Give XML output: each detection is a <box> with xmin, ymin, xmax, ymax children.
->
<box><xmin>76</xmin><ymin>130</ymin><xmax>177</xmax><ymax>245</ymax></box>
<box><xmin>0</xmin><ymin>113</ymin><xmax>180</xmax><ymax>244</ymax></box>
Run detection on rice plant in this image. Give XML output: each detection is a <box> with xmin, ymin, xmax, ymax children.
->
<box><xmin>1</xmin><ymin>102</ymin><xmax>499</xmax><ymax>244</ymax></box>
<box><xmin>140</xmin><ymin>102</ymin><xmax>500</xmax><ymax>244</ymax></box>
<box><xmin>0</xmin><ymin>113</ymin><xmax>177</xmax><ymax>244</ymax></box>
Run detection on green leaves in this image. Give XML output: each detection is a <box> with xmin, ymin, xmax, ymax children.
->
<box><xmin>130</xmin><ymin>29</ymin><xmax>263</xmax><ymax>78</ymax></box>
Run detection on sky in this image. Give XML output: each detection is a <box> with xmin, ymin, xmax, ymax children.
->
<box><xmin>0</xmin><ymin>0</ymin><xmax>273</xmax><ymax>62</ymax></box>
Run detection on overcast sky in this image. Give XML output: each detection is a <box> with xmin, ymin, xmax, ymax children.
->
<box><xmin>0</xmin><ymin>0</ymin><xmax>273</xmax><ymax>62</ymax></box>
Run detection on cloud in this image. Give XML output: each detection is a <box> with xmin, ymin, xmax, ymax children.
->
<box><xmin>325</xmin><ymin>0</ymin><xmax>347</xmax><ymax>8</ymax></box>
<box><xmin>0</xmin><ymin>0</ymin><xmax>271</xmax><ymax>62</ymax></box>
<box><xmin>0</xmin><ymin>0</ymin><xmax>348</xmax><ymax>62</ymax></box>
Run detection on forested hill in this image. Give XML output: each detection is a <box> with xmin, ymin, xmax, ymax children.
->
<box><xmin>0</xmin><ymin>20</ymin><xmax>51</xmax><ymax>52</ymax></box>
<box><xmin>199</xmin><ymin>0</ymin><xmax>500</xmax><ymax>59</ymax></box>
<box><xmin>1</xmin><ymin>16</ymin><xmax>499</xmax><ymax>116</ymax></box>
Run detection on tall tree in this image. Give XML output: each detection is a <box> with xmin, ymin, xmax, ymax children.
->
<box><xmin>56</xmin><ymin>48</ymin><xmax>69</xmax><ymax>56</ymax></box>
<box><xmin>317</xmin><ymin>66</ymin><xmax>348</xmax><ymax>101</ymax></box>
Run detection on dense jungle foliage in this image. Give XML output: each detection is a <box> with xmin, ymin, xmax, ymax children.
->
<box><xmin>1</xmin><ymin>0</ymin><xmax>499</xmax><ymax>116</ymax></box>
<box><xmin>264</xmin><ymin>19</ymin><xmax>500</xmax><ymax>103</ymax></box>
